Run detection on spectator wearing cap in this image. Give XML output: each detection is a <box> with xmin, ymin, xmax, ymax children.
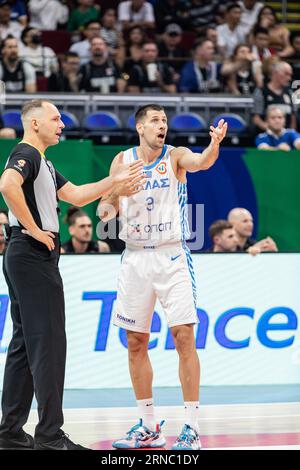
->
<box><xmin>179</xmin><ymin>39</ymin><xmax>222</xmax><ymax>93</ymax></box>
<box><xmin>255</xmin><ymin>106</ymin><xmax>300</xmax><ymax>151</ymax></box>
<box><xmin>208</xmin><ymin>220</ymin><xmax>239</xmax><ymax>253</ymax></box>
<box><xmin>158</xmin><ymin>23</ymin><xmax>188</xmax><ymax>73</ymax></box>
<box><xmin>127</xmin><ymin>40</ymin><xmax>176</xmax><ymax>93</ymax></box>
<box><xmin>228</xmin><ymin>207</ymin><xmax>278</xmax><ymax>254</ymax></box>
<box><xmin>68</xmin><ymin>0</ymin><xmax>101</xmax><ymax>32</ymax></box>
<box><xmin>70</xmin><ymin>20</ymin><xmax>102</xmax><ymax>64</ymax></box>
<box><xmin>252</xmin><ymin>61</ymin><xmax>296</xmax><ymax>131</ymax></box>
<box><xmin>216</xmin><ymin>3</ymin><xmax>246</xmax><ymax>58</ymax></box>
<box><xmin>118</xmin><ymin>0</ymin><xmax>155</xmax><ymax>31</ymax></box>
<box><xmin>0</xmin><ymin>0</ymin><xmax>23</xmax><ymax>40</ymax></box>
<box><xmin>28</xmin><ymin>0</ymin><xmax>69</xmax><ymax>31</ymax></box>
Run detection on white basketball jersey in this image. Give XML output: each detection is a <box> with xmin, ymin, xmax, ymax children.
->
<box><xmin>119</xmin><ymin>144</ymin><xmax>190</xmax><ymax>247</ymax></box>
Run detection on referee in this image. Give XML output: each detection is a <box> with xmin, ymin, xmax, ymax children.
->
<box><xmin>0</xmin><ymin>99</ymin><xmax>143</xmax><ymax>450</ymax></box>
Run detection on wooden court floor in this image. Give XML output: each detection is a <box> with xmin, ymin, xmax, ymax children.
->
<box><xmin>18</xmin><ymin>402</ymin><xmax>300</xmax><ymax>450</ymax></box>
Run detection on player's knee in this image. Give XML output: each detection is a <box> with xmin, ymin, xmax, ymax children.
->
<box><xmin>172</xmin><ymin>326</ymin><xmax>195</xmax><ymax>357</ymax></box>
<box><xmin>127</xmin><ymin>331</ymin><xmax>149</xmax><ymax>356</ymax></box>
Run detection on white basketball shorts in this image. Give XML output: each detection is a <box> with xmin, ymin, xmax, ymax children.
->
<box><xmin>113</xmin><ymin>242</ymin><xmax>199</xmax><ymax>333</ymax></box>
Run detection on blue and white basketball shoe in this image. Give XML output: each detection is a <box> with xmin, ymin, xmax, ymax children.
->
<box><xmin>172</xmin><ymin>424</ymin><xmax>202</xmax><ymax>450</ymax></box>
<box><xmin>112</xmin><ymin>419</ymin><xmax>166</xmax><ymax>449</ymax></box>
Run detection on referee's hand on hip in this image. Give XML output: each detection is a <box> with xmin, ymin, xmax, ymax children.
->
<box><xmin>21</xmin><ymin>227</ymin><xmax>55</xmax><ymax>251</ymax></box>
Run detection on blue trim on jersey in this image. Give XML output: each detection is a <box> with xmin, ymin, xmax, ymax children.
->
<box><xmin>177</xmin><ymin>181</ymin><xmax>190</xmax><ymax>241</ymax></box>
<box><xmin>182</xmin><ymin>242</ymin><xmax>197</xmax><ymax>308</ymax></box>
<box><xmin>133</xmin><ymin>145</ymin><xmax>167</xmax><ymax>170</ymax></box>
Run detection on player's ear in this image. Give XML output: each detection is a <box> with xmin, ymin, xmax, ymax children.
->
<box><xmin>136</xmin><ymin>122</ymin><xmax>144</xmax><ymax>136</ymax></box>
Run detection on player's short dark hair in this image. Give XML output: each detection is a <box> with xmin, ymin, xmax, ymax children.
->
<box><xmin>21</xmin><ymin>99</ymin><xmax>53</xmax><ymax>118</ymax></box>
<box><xmin>135</xmin><ymin>104</ymin><xmax>165</xmax><ymax>124</ymax></box>
<box><xmin>65</xmin><ymin>206</ymin><xmax>88</xmax><ymax>226</ymax></box>
<box><xmin>209</xmin><ymin>220</ymin><xmax>233</xmax><ymax>240</ymax></box>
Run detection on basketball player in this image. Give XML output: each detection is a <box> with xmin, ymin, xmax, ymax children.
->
<box><xmin>98</xmin><ymin>105</ymin><xmax>227</xmax><ymax>450</ymax></box>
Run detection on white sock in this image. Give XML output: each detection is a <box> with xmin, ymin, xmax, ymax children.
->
<box><xmin>137</xmin><ymin>398</ymin><xmax>155</xmax><ymax>431</ymax></box>
<box><xmin>184</xmin><ymin>401</ymin><xmax>200</xmax><ymax>433</ymax></box>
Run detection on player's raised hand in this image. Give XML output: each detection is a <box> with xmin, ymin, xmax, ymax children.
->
<box><xmin>209</xmin><ymin>119</ymin><xmax>228</xmax><ymax>144</ymax></box>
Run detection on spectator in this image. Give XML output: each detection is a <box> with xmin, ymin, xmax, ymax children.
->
<box><xmin>100</xmin><ymin>8</ymin><xmax>122</xmax><ymax>51</ymax></box>
<box><xmin>122</xmin><ymin>25</ymin><xmax>145</xmax><ymax>74</ymax></box>
<box><xmin>179</xmin><ymin>39</ymin><xmax>222</xmax><ymax>93</ymax></box>
<box><xmin>68</xmin><ymin>0</ymin><xmax>100</xmax><ymax>32</ymax></box>
<box><xmin>9</xmin><ymin>0</ymin><xmax>27</xmax><ymax>26</ymax></box>
<box><xmin>61</xmin><ymin>206</ymin><xmax>110</xmax><ymax>254</ymax></box>
<box><xmin>216</xmin><ymin>3</ymin><xmax>246</xmax><ymax>59</ymax></box>
<box><xmin>48</xmin><ymin>51</ymin><xmax>81</xmax><ymax>92</ymax></box>
<box><xmin>70</xmin><ymin>20</ymin><xmax>102</xmax><ymax>64</ymax></box>
<box><xmin>0</xmin><ymin>209</ymin><xmax>8</xmax><ymax>254</ymax></box>
<box><xmin>180</xmin><ymin>0</ymin><xmax>219</xmax><ymax>34</ymax></box>
<box><xmin>19</xmin><ymin>27</ymin><xmax>58</xmax><ymax>78</ymax></box>
<box><xmin>100</xmin><ymin>8</ymin><xmax>125</xmax><ymax>67</ymax></box>
<box><xmin>79</xmin><ymin>36</ymin><xmax>126</xmax><ymax>92</ymax></box>
<box><xmin>0</xmin><ymin>36</ymin><xmax>36</xmax><ymax>92</ymax></box>
<box><xmin>238</xmin><ymin>0</ymin><xmax>263</xmax><ymax>36</ymax></box>
<box><xmin>208</xmin><ymin>220</ymin><xmax>239</xmax><ymax>252</ymax></box>
<box><xmin>228</xmin><ymin>207</ymin><xmax>278</xmax><ymax>253</ymax></box>
<box><xmin>221</xmin><ymin>44</ymin><xmax>261</xmax><ymax>95</ymax></box>
<box><xmin>255</xmin><ymin>106</ymin><xmax>300</xmax><ymax>151</ymax></box>
<box><xmin>118</xmin><ymin>0</ymin><xmax>155</xmax><ymax>31</ymax></box>
<box><xmin>127</xmin><ymin>41</ymin><xmax>176</xmax><ymax>93</ymax></box>
<box><xmin>0</xmin><ymin>109</ymin><xmax>16</xmax><ymax>139</ymax></box>
<box><xmin>285</xmin><ymin>32</ymin><xmax>300</xmax><ymax>82</ymax></box>
<box><xmin>251</xmin><ymin>26</ymin><xmax>274</xmax><ymax>63</ymax></box>
<box><xmin>158</xmin><ymin>23</ymin><xmax>188</xmax><ymax>73</ymax></box>
<box><xmin>205</xmin><ymin>26</ymin><xmax>218</xmax><ymax>50</ymax></box>
<box><xmin>0</xmin><ymin>0</ymin><xmax>23</xmax><ymax>40</ymax></box>
<box><xmin>254</xmin><ymin>6</ymin><xmax>292</xmax><ymax>57</ymax></box>
<box><xmin>252</xmin><ymin>61</ymin><xmax>296</xmax><ymax>131</ymax></box>
<box><xmin>28</xmin><ymin>0</ymin><xmax>69</xmax><ymax>31</ymax></box>
<box><xmin>0</xmin><ymin>127</ymin><xmax>16</xmax><ymax>138</ymax></box>
<box><xmin>154</xmin><ymin>0</ymin><xmax>187</xmax><ymax>34</ymax></box>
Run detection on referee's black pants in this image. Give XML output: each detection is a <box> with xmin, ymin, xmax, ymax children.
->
<box><xmin>0</xmin><ymin>228</ymin><xmax>66</xmax><ymax>443</ymax></box>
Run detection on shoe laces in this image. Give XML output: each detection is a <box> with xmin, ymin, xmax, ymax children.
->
<box><xmin>176</xmin><ymin>425</ymin><xmax>197</xmax><ymax>446</ymax></box>
<box><xmin>126</xmin><ymin>419</ymin><xmax>151</xmax><ymax>440</ymax></box>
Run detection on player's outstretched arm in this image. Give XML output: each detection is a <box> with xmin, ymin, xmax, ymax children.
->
<box><xmin>98</xmin><ymin>152</ymin><xmax>145</xmax><ymax>223</ymax></box>
<box><xmin>174</xmin><ymin>119</ymin><xmax>228</xmax><ymax>172</ymax></box>
<box><xmin>57</xmin><ymin>156</ymin><xmax>144</xmax><ymax>207</ymax></box>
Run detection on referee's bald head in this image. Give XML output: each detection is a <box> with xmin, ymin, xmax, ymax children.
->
<box><xmin>21</xmin><ymin>99</ymin><xmax>57</xmax><ymax>128</ymax></box>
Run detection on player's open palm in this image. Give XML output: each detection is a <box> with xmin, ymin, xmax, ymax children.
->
<box><xmin>209</xmin><ymin>119</ymin><xmax>228</xmax><ymax>144</ymax></box>
<box><xmin>114</xmin><ymin>158</ymin><xmax>145</xmax><ymax>187</ymax></box>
